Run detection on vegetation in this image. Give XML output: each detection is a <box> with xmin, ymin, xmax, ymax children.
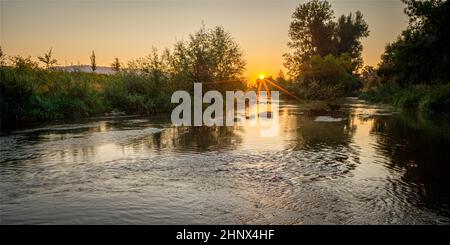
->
<box><xmin>90</xmin><ymin>51</ymin><xmax>97</xmax><ymax>72</ymax></box>
<box><xmin>289</xmin><ymin>54</ymin><xmax>362</xmax><ymax>100</ymax></box>
<box><xmin>0</xmin><ymin>25</ymin><xmax>245</xmax><ymax>128</ymax></box>
<box><xmin>361</xmin><ymin>0</ymin><xmax>450</xmax><ymax>114</ymax></box>
<box><xmin>37</xmin><ymin>48</ymin><xmax>58</xmax><ymax>69</ymax></box>
<box><xmin>283</xmin><ymin>0</ymin><xmax>368</xmax><ymax>100</ymax></box>
<box><xmin>360</xmin><ymin>83</ymin><xmax>450</xmax><ymax>114</ymax></box>
<box><xmin>1</xmin><ymin>0</ymin><xmax>449</xmax><ymax>128</ymax></box>
<box><xmin>111</xmin><ymin>57</ymin><xmax>121</xmax><ymax>72</ymax></box>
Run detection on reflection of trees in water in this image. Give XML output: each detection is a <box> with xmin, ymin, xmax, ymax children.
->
<box><xmin>371</xmin><ymin>112</ymin><xmax>450</xmax><ymax>217</ymax></box>
<box><xmin>147</xmin><ymin>126</ymin><xmax>243</xmax><ymax>152</ymax></box>
<box><xmin>293</xmin><ymin>115</ymin><xmax>356</xmax><ymax>150</ymax></box>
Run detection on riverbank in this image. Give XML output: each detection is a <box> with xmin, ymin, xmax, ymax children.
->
<box><xmin>359</xmin><ymin>83</ymin><xmax>450</xmax><ymax>115</ymax></box>
<box><xmin>0</xmin><ymin>66</ymin><xmax>181</xmax><ymax>129</ymax></box>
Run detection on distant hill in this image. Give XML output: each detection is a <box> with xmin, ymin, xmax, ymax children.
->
<box><xmin>53</xmin><ymin>65</ymin><xmax>115</xmax><ymax>74</ymax></box>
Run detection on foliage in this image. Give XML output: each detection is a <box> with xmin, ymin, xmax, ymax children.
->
<box><xmin>361</xmin><ymin>0</ymin><xmax>450</xmax><ymax>115</ymax></box>
<box><xmin>361</xmin><ymin>83</ymin><xmax>450</xmax><ymax>114</ymax></box>
<box><xmin>90</xmin><ymin>50</ymin><xmax>97</xmax><ymax>72</ymax></box>
<box><xmin>169</xmin><ymin>25</ymin><xmax>246</xmax><ymax>93</ymax></box>
<box><xmin>0</xmin><ymin>46</ymin><xmax>7</xmax><ymax>67</ymax></box>
<box><xmin>284</xmin><ymin>0</ymin><xmax>369</xmax><ymax>78</ymax></box>
<box><xmin>293</xmin><ymin>54</ymin><xmax>362</xmax><ymax>100</ymax></box>
<box><xmin>111</xmin><ymin>57</ymin><xmax>121</xmax><ymax>72</ymax></box>
<box><xmin>37</xmin><ymin>48</ymin><xmax>58</xmax><ymax>69</ymax></box>
<box><xmin>378</xmin><ymin>0</ymin><xmax>450</xmax><ymax>86</ymax></box>
<box><xmin>281</xmin><ymin>0</ymin><xmax>367</xmax><ymax>100</ymax></box>
<box><xmin>0</xmin><ymin>25</ymin><xmax>246</xmax><ymax>128</ymax></box>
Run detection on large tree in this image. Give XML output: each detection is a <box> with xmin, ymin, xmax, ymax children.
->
<box><xmin>284</xmin><ymin>0</ymin><xmax>335</xmax><ymax>78</ymax></box>
<box><xmin>171</xmin><ymin>25</ymin><xmax>246</xmax><ymax>84</ymax></box>
<box><xmin>334</xmin><ymin>11</ymin><xmax>369</xmax><ymax>69</ymax></box>
<box><xmin>284</xmin><ymin>0</ymin><xmax>369</xmax><ymax>78</ymax></box>
<box><xmin>125</xmin><ymin>25</ymin><xmax>246</xmax><ymax>92</ymax></box>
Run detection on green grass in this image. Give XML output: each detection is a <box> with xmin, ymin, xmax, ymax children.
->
<box><xmin>0</xmin><ymin>66</ymin><xmax>176</xmax><ymax>128</ymax></box>
<box><xmin>360</xmin><ymin>83</ymin><xmax>450</xmax><ymax>114</ymax></box>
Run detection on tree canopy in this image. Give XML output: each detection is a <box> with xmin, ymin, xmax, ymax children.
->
<box><xmin>378</xmin><ymin>0</ymin><xmax>450</xmax><ymax>86</ymax></box>
<box><xmin>284</xmin><ymin>0</ymin><xmax>369</xmax><ymax>78</ymax></box>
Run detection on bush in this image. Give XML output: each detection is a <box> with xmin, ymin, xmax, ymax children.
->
<box><xmin>419</xmin><ymin>84</ymin><xmax>450</xmax><ymax>114</ymax></box>
<box><xmin>0</xmin><ymin>66</ymin><xmax>176</xmax><ymax>128</ymax></box>
<box><xmin>361</xmin><ymin>83</ymin><xmax>450</xmax><ymax>114</ymax></box>
<box><xmin>294</xmin><ymin>54</ymin><xmax>362</xmax><ymax>100</ymax></box>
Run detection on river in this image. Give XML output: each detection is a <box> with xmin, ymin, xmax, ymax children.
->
<box><xmin>1</xmin><ymin>98</ymin><xmax>449</xmax><ymax>224</ymax></box>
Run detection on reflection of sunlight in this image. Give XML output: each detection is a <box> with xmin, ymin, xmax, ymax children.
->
<box><xmin>99</xmin><ymin>121</ymin><xmax>108</xmax><ymax>132</ymax></box>
<box><xmin>238</xmin><ymin>102</ymin><xmax>297</xmax><ymax>152</ymax></box>
<box><xmin>95</xmin><ymin>143</ymin><xmax>126</xmax><ymax>162</ymax></box>
<box><xmin>350</xmin><ymin>114</ymin><xmax>390</xmax><ymax>179</ymax></box>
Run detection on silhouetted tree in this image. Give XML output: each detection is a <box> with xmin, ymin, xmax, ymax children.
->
<box><xmin>335</xmin><ymin>11</ymin><xmax>369</xmax><ymax>69</ymax></box>
<box><xmin>170</xmin><ymin>25</ymin><xmax>246</xmax><ymax>85</ymax></box>
<box><xmin>111</xmin><ymin>57</ymin><xmax>121</xmax><ymax>72</ymax></box>
<box><xmin>284</xmin><ymin>0</ymin><xmax>369</xmax><ymax>78</ymax></box>
<box><xmin>90</xmin><ymin>51</ymin><xmax>97</xmax><ymax>72</ymax></box>
<box><xmin>37</xmin><ymin>48</ymin><xmax>58</xmax><ymax>69</ymax></box>
<box><xmin>0</xmin><ymin>46</ymin><xmax>5</xmax><ymax>67</ymax></box>
<box><xmin>284</xmin><ymin>0</ymin><xmax>335</xmax><ymax>78</ymax></box>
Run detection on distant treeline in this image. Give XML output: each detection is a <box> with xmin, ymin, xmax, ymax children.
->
<box><xmin>0</xmin><ymin>25</ymin><xmax>246</xmax><ymax>128</ymax></box>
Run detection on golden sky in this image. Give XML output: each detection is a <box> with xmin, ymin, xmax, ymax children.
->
<box><xmin>0</xmin><ymin>0</ymin><xmax>408</xmax><ymax>80</ymax></box>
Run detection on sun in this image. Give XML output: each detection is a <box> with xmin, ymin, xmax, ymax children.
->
<box><xmin>258</xmin><ymin>74</ymin><xmax>265</xmax><ymax>80</ymax></box>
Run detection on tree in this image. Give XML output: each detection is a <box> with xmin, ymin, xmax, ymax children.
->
<box><xmin>37</xmin><ymin>48</ymin><xmax>58</xmax><ymax>69</ymax></box>
<box><xmin>284</xmin><ymin>0</ymin><xmax>335</xmax><ymax>78</ymax></box>
<box><xmin>90</xmin><ymin>51</ymin><xmax>97</xmax><ymax>72</ymax></box>
<box><xmin>378</xmin><ymin>0</ymin><xmax>450</xmax><ymax>86</ymax></box>
<box><xmin>111</xmin><ymin>57</ymin><xmax>121</xmax><ymax>72</ymax></box>
<box><xmin>284</xmin><ymin>0</ymin><xmax>369</xmax><ymax>78</ymax></box>
<box><xmin>171</xmin><ymin>25</ymin><xmax>246</xmax><ymax>84</ymax></box>
<box><xmin>335</xmin><ymin>11</ymin><xmax>369</xmax><ymax>69</ymax></box>
<box><xmin>0</xmin><ymin>46</ymin><xmax>5</xmax><ymax>67</ymax></box>
<box><xmin>122</xmin><ymin>25</ymin><xmax>246</xmax><ymax>93</ymax></box>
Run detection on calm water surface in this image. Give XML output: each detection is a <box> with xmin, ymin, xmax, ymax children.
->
<box><xmin>1</xmin><ymin>99</ymin><xmax>449</xmax><ymax>224</ymax></box>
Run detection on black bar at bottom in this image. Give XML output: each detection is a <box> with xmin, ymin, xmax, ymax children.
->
<box><xmin>1</xmin><ymin>225</ymin><xmax>448</xmax><ymax>244</ymax></box>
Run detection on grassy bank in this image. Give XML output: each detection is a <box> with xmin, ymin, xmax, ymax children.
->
<box><xmin>0</xmin><ymin>66</ymin><xmax>178</xmax><ymax>128</ymax></box>
<box><xmin>0</xmin><ymin>25</ymin><xmax>247</xmax><ymax>129</ymax></box>
<box><xmin>360</xmin><ymin>83</ymin><xmax>450</xmax><ymax>114</ymax></box>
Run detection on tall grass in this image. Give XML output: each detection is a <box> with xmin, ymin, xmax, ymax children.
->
<box><xmin>0</xmin><ymin>66</ymin><xmax>177</xmax><ymax>128</ymax></box>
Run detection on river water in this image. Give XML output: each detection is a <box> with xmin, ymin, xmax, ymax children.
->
<box><xmin>1</xmin><ymin>98</ymin><xmax>449</xmax><ymax>224</ymax></box>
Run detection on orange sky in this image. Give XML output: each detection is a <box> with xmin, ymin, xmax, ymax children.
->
<box><xmin>0</xmin><ymin>0</ymin><xmax>408</xmax><ymax>80</ymax></box>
